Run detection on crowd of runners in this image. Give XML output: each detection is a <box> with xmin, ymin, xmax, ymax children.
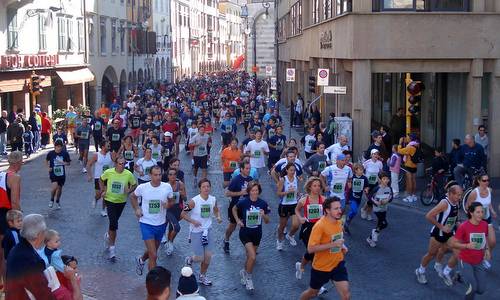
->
<box><xmin>0</xmin><ymin>69</ymin><xmax>498</xmax><ymax>299</ymax></box>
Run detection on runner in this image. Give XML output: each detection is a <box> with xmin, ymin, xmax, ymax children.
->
<box><xmin>302</xmin><ymin>127</ymin><xmax>316</xmax><ymax>159</ymax></box>
<box><xmin>131</xmin><ymin>166</ymin><xmax>173</xmax><ymax>274</ymax></box>
<box><xmin>129</xmin><ymin>110</ymin><xmax>143</xmax><ymax>145</ymax></box>
<box><xmin>325</xmin><ymin>135</ymin><xmax>349</xmax><ymax>164</ymax></box>
<box><xmin>233</xmin><ymin>181</ymin><xmax>270</xmax><ymax>292</ymax></box>
<box><xmin>45</xmin><ymin>140</ymin><xmax>71</xmax><ymax>209</ymax></box>
<box><xmin>163</xmin><ymin>168</ymin><xmax>187</xmax><ymax>256</ymax></box>
<box><xmin>365</xmin><ymin>172</ymin><xmax>393</xmax><ymax>248</ymax></box>
<box><xmin>244</xmin><ymin>130</ymin><xmax>269</xmax><ymax>176</ymax></box>
<box><xmin>224</xmin><ymin>161</ymin><xmax>254</xmax><ymax>254</ymax></box>
<box><xmin>267</xmin><ymin>125</ymin><xmax>286</xmax><ymax>169</ymax></box>
<box><xmin>294</xmin><ymin>177</ymin><xmax>325</xmax><ymax>280</ymax></box>
<box><xmin>449</xmin><ymin>202</ymin><xmax>494</xmax><ymax>299</ymax></box>
<box><xmin>220</xmin><ymin>113</ymin><xmax>235</xmax><ymax>149</ymax></box>
<box><xmin>415</xmin><ymin>183</ymin><xmax>462</xmax><ymax>285</ymax></box>
<box><xmin>87</xmin><ymin>140</ymin><xmax>113</xmax><ymax>217</ymax></box>
<box><xmin>303</xmin><ymin>142</ymin><xmax>328</xmax><ymax>177</ymax></box>
<box><xmin>76</xmin><ymin>117</ymin><xmax>91</xmax><ymax>173</ymax></box>
<box><xmin>299</xmin><ymin>197</ymin><xmax>350</xmax><ymax>300</ymax></box>
<box><xmin>107</xmin><ymin>119</ymin><xmax>126</xmax><ymax>157</ymax></box>
<box><xmin>276</xmin><ymin>163</ymin><xmax>301</xmax><ymax>251</ymax></box>
<box><xmin>344</xmin><ymin>163</ymin><xmax>369</xmax><ymax>234</ymax></box>
<box><xmin>119</xmin><ymin>135</ymin><xmax>139</xmax><ymax>173</ymax></box>
<box><xmin>189</xmin><ymin>125</ymin><xmax>211</xmax><ymax>183</ymax></box>
<box><xmin>182</xmin><ymin>179</ymin><xmax>222</xmax><ymax>286</ymax></box>
<box><xmin>135</xmin><ymin>148</ymin><xmax>158</xmax><ymax>184</ymax></box>
<box><xmin>320</xmin><ymin>153</ymin><xmax>353</xmax><ymax>209</ymax></box>
<box><xmin>360</xmin><ymin>149</ymin><xmax>384</xmax><ymax>220</ymax></box>
<box><xmin>220</xmin><ymin>138</ymin><xmax>242</xmax><ymax>188</ymax></box>
<box><xmin>91</xmin><ymin>110</ymin><xmax>106</xmax><ymax>152</ymax></box>
<box><xmin>100</xmin><ymin>156</ymin><xmax>137</xmax><ymax>260</ymax></box>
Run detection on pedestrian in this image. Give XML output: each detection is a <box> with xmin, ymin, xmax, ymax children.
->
<box><xmin>7</xmin><ymin>117</ymin><xmax>24</xmax><ymax>152</ymax></box>
<box><xmin>294</xmin><ymin>93</ymin><xmax>304</xmax><ymax>127</ymax></box>
<box><xmin>398</xmin><ymin>133</ymin><xmax>420</xmax><ymax>203</ymax></box>
<box><xmin>299</xmin><ymin>197</ymin><xmax>350</xmax><ymax>300</ymax></box>
<box><xmin>233</xmin><ymin>181</ymin><xmax>270</xmax><ymax>292</ymax></box>
<box><xmin>45</xmin><ymin>140</ymin><xmax>71</xmax><ymax>209</ymax></box>
<box><xmin>189</xmin><ymin>125</ymin><xmax>211</xmax><ymax>183</ymax></box>
<box><xmin>388</xmin><ymin>145</ymin><xmax>402</xmax><ymax>198</ymax></box>
<box><xmin>453</xmin><ymin>134</ymin><xmax>486</xmax><ymax>187</ymax></box>
<box><xmin>474</xmin><ymin>125</ymin><xmax>488</xmax><ymax>157</ymax></box>
<box><xmin>22</xmin><ymin>125</ymin><xmax>34</xmax><ymax>158</ymax></box>
<box><xmin>302</xmin><ymin>126</ymin><xmax>316</xmax><ymax>159</ymax></box>
<box><xmin>86</xmin><ymin>140</ymin><xmax>112</xmax><ymax>217</ymax></box>
<box><xmin>176</xmin><ymin>266</ymin><xmax>206</xmax><ymax>299</ymax></box>
<box><xmin>0</xmin><ymin>111</ymin><xmax>9</xmax><ymax>155</ymax></box>
<box><xmin>182</xmin><ymin>179</ymin><xmax>222</xmax><ymax>286</ymax></box>
<box><xmin>366</xmin><ymin>172</ymin><xmax>393</xmax><ymax>247</ymax></box>
<box><xmin>146</xmin><ymin>266</ymin><xmax>171</xmax><ymax>300</ymax></box>
<box><xmin>40</xmin><ymin>112</ymin><xmax>51</xmax><ymax>149</ymax></box>
<box><xmin>345</xmin><ymin>163</ymin><xmax>369</xmax><ymax>234</ymax></box>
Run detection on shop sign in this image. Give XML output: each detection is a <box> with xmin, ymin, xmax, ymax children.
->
<box><xmin>320</xmin><ymin>30</ymin><xmax>333</xmax><ymax>49</ymax></box>
<box><xmin>0</xmin><ymin>54</ymin><xmax>59</xmax><ymax>70</ymax></box>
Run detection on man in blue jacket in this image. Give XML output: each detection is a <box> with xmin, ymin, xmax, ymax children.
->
<box><xmin>453</xmin><ymin>134</ymin><xmax>486</xmax><ymax>187</ymax></box>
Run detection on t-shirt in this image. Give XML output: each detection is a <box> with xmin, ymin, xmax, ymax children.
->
<box><xmin>350</xmin><ymin>175</ymin><xmax>369</xmax><ymax>199</ymax></box>
<box><xmin>134</xmin><ymin>182</ymin><xmax>173</xmax><ymax>226</ymax></box>
<box><xmin>100</xmin><ymin>168</ymin><xmax>136</xmax><ymax>203</ymax></box>
<box><xmin>221</xmin><ymin>147</ymin><xmax>241</xmax><ymax>173</ymax></box>
<box><xmin>46</xmin><ymin>150</ymin><xmax>71</xmax><ymax>177</ymax></box>
<box><xmin>228</xmin><ymin>174</ymin><xmax>254</xmax><ymax>204</ymax></box>
<box><xmin>268</xmin><ymin>134</ymin><xmax>286</xmax><ymax>157</ymax></box>
<box><xmin>107</xmin><ymin>127</ymin><xmax>125</xmax><ymax>148</ymax></box>
<box><xmin>136</xmin><ymin>158</ymin><xmax>158</xmax><ymax>182</ymax></box>
<box><xmin>76</xmin><ymin>125</ymin><xmax>91</xmax><ymax>143</ymax></box>
<box><xmin>309</xmin><ymin>216</ymin><xmax>344</xmax><ymax>272</ymax></box>
<box><xmin>303</xmin><ymin>153</ymin><xmax>328</xmax><ymax>175</ymax></box>
<box><xmin>92</xmin><ymin>118</ymin><xmax>105</xmax><ymax>133</ymax></box>
<box><xmin>321</xmin><ymin>165</ymin><xmax>352</xmax><ymax>200</ymax></box>
<box><xmin>245</xmin><ymin>140</ymin><xmax>269</xmax><ymax>168</ymax></box>
<box><xmin>363</xmin><ymin>159</ymin><xmax>383</xmax><ymax>185</ymax></box>
<box><xmin>304</xmin><ymin>134</ymin><xmax>316</xmax><ymax>153</ymax></box>
<box><xmin>190</xmin><ymin>133</ymin><xmax>210</xmax><ymax>157</ymax></box>
<box><xmin>236</xmin><ymin>197</ymin><xmax>270</xmax><ymax>231</ymax></box>
<box><xmin>454</xmin><ymin>220</ymin><xmax>489</xmax><ymax>265</ymax></box>
<box><xmin>130</xmin><ymin>115</ymin><xmax>142</xmax><ymax>129</ymax></box>
<box><xmin>370</xmin><ymin>185</ymin><xmax>393</xmax><ymax>212</ymax></box>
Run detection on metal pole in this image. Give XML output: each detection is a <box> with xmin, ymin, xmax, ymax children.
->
<box><xmin>253</xmin><ymin>19</ymin><xmax>257</xmax><ymax>95</ymax></box>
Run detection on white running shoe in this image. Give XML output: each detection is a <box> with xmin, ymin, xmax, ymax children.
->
<box><xmin>199</xmin><ymin>274</ymin><xmax>212</xmax><ymax>286</ymax></box>
<box><xmin>100</xmin><ymin>209</ymin><xmax>107</xmax><ymax>217</ymax></box>
<box><xmin>360</xmin><ymin>208</ymin><xmax>367</xmax><ymax>219</ymax></box>
<box><xmin>165</xmin><ymin>241</ymin><xmax>174</xmax><ymax>256</ymax></box>
<box><xmin>434</xmin><ymin>263</ymin><xmax>444</xmax><ymax>277</ymax></box>
<box><xmin>245</xmin><ymin>276</ymin><xmax>254</xmax><ymax>292</ymax></box>
<box><xmin>371</xmin><ymin>229</ymin><xmax>379</xmax><ymax>242</ymax></box>
<box><xmin>286</xmin><ymin>234</ymin><xmax>297</xmax><ymax>246</ymax></box>
<box><xmin>49</xmin><ymin>201</ymin><xmax>54</xmax><ymax>208</ymax></box>
<box><xmin>56</xmin><ymin>203</ymin><xmax>61</xmax><ymax>210</ymax></box>
<box><xmin>366</xmin><ymin>237</ymin><xmax>376</xmax><ymax>247</ymax></box>
<box><xmin>411</xmin><ymin>195</ymin><xmax>418</xmax><ymax>202</ymax></box>
<box><xmin>109</xmin><ymin>246</ymin><xmax>116</xmax><ymax>260</ymax></box>
<box><xmin>415</xmin><ymin>269</ymin><xmax>427</xmax><ymax>284</ymax></box>
<box><xmin>318</xmin><ymin>286</ymin><xmax>328</xmax><ymax>295</ymax></box>
<box><xmin>366</xmin><ymin>214</ymin><xmax>373</xmax><ymax>221</ymax></box>
<box><xmin>295</xmin><ymin>262</ymin><xmax>303</xmax><ymax>280</ymax></box>
<box><xmin>276</xmin><ymin>240</ymin><xmax>284</xmax><ymax>251</ymax></box>
<box><xmin>240</xmin><ymin>269</ymin><xmax>247</xmax><ymax>285</ymax></box>
<box><xmin>442</xmin><ymin>272</ymin><xmax>453</xmax><ymax>286</ymax></box>
<box><xmin>82</xmin><ymin>167</ymin><xmax>87</xmax><ymax>174</ymax></box>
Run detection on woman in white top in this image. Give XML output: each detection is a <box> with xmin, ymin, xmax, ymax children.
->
<box><xmin>182</xmin><ymin>179</ymin><xmax>222</xmax><ymax>286</ymax></box>
<box><xmin>87</xmin><ymin>140</ymin><xmax>113</xmax><ymax>217</ymax></box>
<box><xmin>135</xmin><ymin>148</ymin><xmax>157</xmax><ymax>184</ymax></box>
<box><xmin>275</xmin><ymin>163</ymin><xmax>301</xmax><ymax>251</ymax></box>
<box><xmin>465</xmin><ymin>174</ymin><xmax>497</xmax><ymax>268</ymax></box>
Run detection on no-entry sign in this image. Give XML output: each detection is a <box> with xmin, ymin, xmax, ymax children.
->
<box><xmin>317</xmin><ymin>68</ymin><xmax>329</xmax><ymax>86</ymax></box>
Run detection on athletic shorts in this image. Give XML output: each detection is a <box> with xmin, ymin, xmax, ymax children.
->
<box><xmin>228</xmin><ymin>198</ymin><xmax>239</xmax><ymax>224</ymax></box>
<box><xmin>167</xmin><ymin>207</ymin><xmax>182</xmax><ymax>233</ymax></box>
<box><xmin>193</xmin><ymin>156</ymin><xmax>208</xmax><ymax>169</ymax></box>
<box><xmin>430</xmin><ymin>228</ymin><xmax>453</xmax><ymax>244</ymax></box>
<box><xmin>299</xmin><ymin>222</ymin><xmax>315</xmax><ymax>245</ymax></box>
<box><xmin>278</xmin><ymin>203</ymin><xmax>296</xmax><ymax>218</ymax></box>
<box><xmin>239</xmin><ymin>228</ymin><xmax>262</xmax><ymax>247</ymax></box>
<box><xmin>223</xmin><ymin>172</ymin><xmax>233</xmax><ymax>182</ymax></box>
<box><xmin>0</xmin><ymin>208</ymin><xmax>9</xmax><ymax>235</ymax></box>
<box><xmin>105</xmin><ymin>200</ymin><xmax>126</xmax><ymax>231</ymax></box>
<box><xmin>50</xmin><ymin>175</ymin><xmax>66</xmax><ymax>187</ymax></box>
<box><xmin>78</xmin><ymin>142</ymin><xmax>90</xmax><ymax>152</ymax></box>
<box><xmin>94</xmin><ymin>178</ymin><xmax>100</xmax><ymax>190</ymax></box>
<box><xmin>310</xmin><ymin>261</ymin><xmax>349</xmax><ymax>290</ymax></box>
<box><xmin>190</xmin><ymin>230</ymin><xmax>213</xmax><ymax>257</ymax></box>
<box><xmin>140</xmin><ymin>222</ymin><xmax>167</xmax><ymax>241</ymax></box>
<box><xmin>406</xmin><ymin>167</ymin><xmax>417</xmax><ymax>174</ymax></box>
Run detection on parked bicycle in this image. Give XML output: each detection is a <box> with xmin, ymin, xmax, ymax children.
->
<box><xmin>420</xmin><ymin>168</ymin><xmax>450</xmax><ymax>206</ymax></box>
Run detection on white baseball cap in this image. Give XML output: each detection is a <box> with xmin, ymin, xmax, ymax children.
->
<box><xmin>164</xmin><ymin>132</ymin><xmax>173</xmax><ymax>137</ymax></box>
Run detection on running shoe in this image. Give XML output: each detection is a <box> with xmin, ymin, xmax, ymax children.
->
<box><xmin>371</xmin><ymin>229</ymin><xmax>379</xmax><ymax>242</ymax></box>
<box><xmin>223</xmin><ymin>241</ymin><xmax>230</xmax><ymax>254</ymax></box>
<box><xmin>276</xmin><ymin>240</ymin><xmax>284</xmax><ymax>251</ymax></box>
<box><xmin>240</xmin><ymin>269</ymin><xmax>247</xmax><ymax>285</ymax></box>
<box><xmin>360</xmin><ymin>208</ymin><xmax>367</xmax><ymax>219</ymax></box>
<box><xmin>56</xmin><ymin>203</ymin><xmax>61</xmax><ymax>210</ymax></box>
<box><xmin>161</xmin><ymin>235</ymin><xmax>167</xmax><ymax>245</ymax></box>
<box><xmin>91</xmin><ymin>199</ymin><xmax>97</xmax><ymax>209</ymax></box>
<box><xmin>434</xmin><ymin>263</ymin><xmax>444</xmax><ymax>278</ymax></box>
<box><xmin>165</xmin><ymin>241</ymin><xmax>174</xmax><ymax>256</ymax></box>
<box><xmin>481</xmin><ymin>259</ymin><xmax>492</xmax><ymax>270</ymax></box>
<box><xmin>199</xmin><ymin>274</ymin><xmax>212</xmax><ymax>286</ymax></box>
<box><xmin>415</xmin><ymin>269</ymin><xmax>427</xmax><ymax>284</ymax></box>
<box><xmin>135</xmin><ymin>256</ymin><xmax>145</xmax><ymax>275</ymax></box>
<box><xmin>109</xmin><ymin>246</ymin><xmax>116</xmax><ymax>260</ymax></box>
<box><xmin>366</xmin><ymin>237</ymin><xmax>376</xmax><ymax>248</ymax></box>
<box><xmin>286</xmin><ymin>234</ymin><xmax>297</xmax><ymax>246</ymax></box>
<box><xmin>366</xmin><ymin>214</ymin><xmax>373</xmax><ymax>221</ymax></box>
<box><xmin>100</xmin><ymin>209</ymin><xmax>107</xmax><ymax>217</ymax></box>
<box><xmin>185</xmin><ymin>256</ymin><xmax>193</xmax><ymax>266</ymax></box>
<box><xmin>245</xmin><ymin>276</ymin><xmax>254</xmax><ymax>292</ymax></box>
<box><xmin>104</xmin><ymin>232</ymin><xmax>110</xmax><ymax>250</ymax></box>
<box><xmin>442</xmin><ymin>272</ymin><xmax>453</xmax><ymax>286</ymax></box>
<box><xmin>48</xmin><ymin>201</ymin><xmax>54</xmax><ymax>208</ymax></box>
<box><xmin>295</xmin><ymin>262</ymin><xmax>303</xmax><ymax>280</ymax></box>
<box><xmin>82</xmin><ymin>167</ymin><xmax>87</xmax><ymax>174</ymax></box>
<box><xmin>318</xmin><ymin>286</ymin><xmax>328</xmax><ymax>295</ymax></box>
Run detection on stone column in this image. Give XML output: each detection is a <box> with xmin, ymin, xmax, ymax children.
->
<box><xmin>24</xmin><ymin>93</ymin><xmax>31</xmax><ymax>118</ymax></box>
<box><xmin>488</xmin><ymin>59</ymin><xmax>500</xmax><ymax>176</ymax></box>
<box><xmin>81</xmin><ymin>83</ymin><xmax>86</xmax><ymax>107</ymax></box>
<box><xmin>465</xmin><ymin>59</ymin><xmax>483</xmax><ymax>134</ymax></box>
<box><xmin>351</xmin><ymin>60</ymin><xmax>371</xmax><ymax>158</ymax></box>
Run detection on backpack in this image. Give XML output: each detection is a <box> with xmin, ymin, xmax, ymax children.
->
<box><xmin>410</xmin><ymin>146</ymin><xmax>424</xmax><ymax>164</ymax></box>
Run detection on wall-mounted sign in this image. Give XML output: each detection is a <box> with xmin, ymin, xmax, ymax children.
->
<box><xmin>286</xmin><ymin>68</ymin><xmax>295</xmax><ymax>82</ymax></box>
<box><xmin>317</xmin><ymin>68</ymin><xmax>329</xmax><ymax>86</ymax></box>
<box><xmin>265</xmin><ymin>65</ymin><xmax>273</xmax><ymax>76</ymax></box>
<box><xmin>270</xmin><ymin>77</ymin><xmax>277</xmax><ymax>90</ymax></box>
<box><xmin>0</xmin><ymin>54</ymin><xmax>60</xmax><ymax>70</ymax></box>
<box><xmin>324</xmin><ymin>86</ymin><xmax>347</xmax><ymax>94</ymax></box>
<box><xmin>320</xmin><ymin>30</ymin><xmax>333</xmax><ymax>49</ymax></box>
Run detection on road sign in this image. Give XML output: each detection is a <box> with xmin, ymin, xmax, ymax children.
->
<box><xmin>286</xmin><ymin>68</ymin><xmax>295</xmax><ymax>82</ymax></box>
<box><xmin>317</xmin><ymin>68</ymin><xmax>329</xmax><ymax>86</ymax></box>
<box><xmin>323</xmin><ymin>86</ymin><xmax>347</xmax><ymax>94</ymax></box>
<box><xmin>265</xmin><ymin>65</ymin><xmax>273</xmax><ymax>76</ymax></box>
<box><xmin>270</xmin><ymin>77</ymin><xmax>277</xmax><ymax>90</ymax></box>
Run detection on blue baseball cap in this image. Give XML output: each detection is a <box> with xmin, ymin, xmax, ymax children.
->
<box><xmin>337</xmin><ymin>154</ymin><xmax>346</xmax><ymax>161</ymax></box>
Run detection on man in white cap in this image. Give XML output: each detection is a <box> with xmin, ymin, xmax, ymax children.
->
<box><xmin>320</xmin><ymin>153</ymin><xmax>353</xmax><ymax>209</ymax></box>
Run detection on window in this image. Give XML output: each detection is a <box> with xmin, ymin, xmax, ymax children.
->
<box><xmin>58</xmin><ymin>17</ymin><xmax>67</xmax><ymax>51</ymax></box>
<box><xmin>429</xmin><ymin>0</ymin><xmax>470</xmax><ymax>11</ymax></box>
<box><xmin>111</xmin><ymin>19</ymin><xmax>117</xmax><ymax>53</ymax></box>
<box><xmin>89</xmin><ymin>17</ymin><xmax>95</xmax><ymax>54</ymax></box>
<box><xmin>39</xmin><ymin>14</ymin><xmax>47</xmax><ymax>51</ymax></box>
<box><xmin>7</xmin><ymin>8</ymin><xmax>18</xmax><ymax>50</ymax></box>
<box><xmin>120</xmin><ymin>21</ymin><xmax>126</xmax><ymax>54</ymax></box>
<box><xmin>336</xmin><ymin>0</ymin><xmax>352</xmax><ymax>15</ymax></box>
<box><xmin>100</xmin><ymin>17</ymin><xmax>107</xmax><ymax>55</ymax></box>
<box><xmin>77</xmin><ymin>19</ymin><xmax>84</xmax><ymax>52</ymax></box>
<box><xmin>312</xmin><ymin>0</ymin><xmax>319</xmax><ymax>24</ymax></box>
<box><xmin>324</xmin><ymin>0</ymin><xmax>333</xmax><ymax>20</ymax></box>
<box><xmin>380</xmin><ymin>0</ymin><xmax>424</xmax><ymax>10</ymax></box>
<box><xmin>67</xmin><ymin>18</ymin><xmax>74</xmax><ymax>51</ymax></box>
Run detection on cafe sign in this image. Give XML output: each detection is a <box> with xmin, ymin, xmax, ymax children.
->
<box><xmin>0</xmin><ymin>54</ymin><xmax>60</xmax><ymax>70</ymax></box>
<box><xmin>320</xmin><ymin>30</ymin><xmax>333</xmax><ymax>49</ymax></box>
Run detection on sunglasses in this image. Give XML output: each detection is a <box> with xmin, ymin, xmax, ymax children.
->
<box><xmin>168</xmin><ymin>173</ymin><xmax>176</xmax><ymax>176</ymax></box>
<box><xmin>481</xmin><ymin>179</ymin><xmax>489</xmax><ymax>182</ymax></box>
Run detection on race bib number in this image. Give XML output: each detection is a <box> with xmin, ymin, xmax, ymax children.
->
<box><xmin>445</xmin><ymin>216</ymin><xmax>457</xmax><ymax>228</ymax></box>
<box><xmin>307</xmin><ymin>204</ymin><xmax>322</xmax><ymax>220</ymax></box>
<box><xmin>368</xmin><ymin>173</ymin><xmax>378</xmax><ymax>185</ymax></box>
<box><xmin>285</xmin><ymin>192</ymin><xmax>295</xmax><ymax>203</ymax></box>
<box><xmin>198</xmin><ymin>146</ymin><xmax>207</xmax><ymax>156</ymax></box>
<box><xmin>164</xmin><ymin>148</ymin><xmax>170</xmax><ymax>157</ymax></box>
<box><xmin>253</xmin><ymin>125</ymin><xmax>260</xmax><ymax>132</ymax></box>
<box><xmin>112</xmin><ymin>133</ymin><xmax>120</xmax><ymax>141</ymax></box>
<box><xmin>200</xmin><ymin>204</ymin><xmax>211</xmax><ymax>218</ymax></box>
<box><xmin>229</xmin><ymin>161</ymin><xmax>237</xmax><ymax>170</ymax></box>
<box><xmin>111</xmin><ymin>181</ymin><xmax>124</xmax><ymax>194</ymax></box>
<box><xmin>101</xmin><ymin>114</ymin><xmax>107</xmax><ymax>119</ymax></box>
<box><xmin>133</xmin><ymin>119</ymin><xmax>140</xmax><ymax>127</ymax></box>
<box><xmin>225</xmin><ymin>126</ymin><xmax>232</xmax><ymax>133</ymax></box>
<box><xmin>318</xmin><ymin>161</ymin><xmax>326</xmax><ymax>171</ymax></box>
<box><xmin>470</xmin><ymin>233</ymin><xmax>486</xmax><ymax>250</ymax></box>
<box><xmin>152</xmin><ymin>152</ymin><xmax>159</xmax><ymax>160</ymax></box>
<box><xmin>268</xmin><ymin>129</ymin><xmax>275</xmax><ymax>137</ymax></box>
<box><xmin>124</xmin><ymin>151</ymin><xmax>134</xmax><ymax>160</ymax></box>
<box><xmin>53</xmin><ymin>165</ymin><xmax>64</xmax><ymax>177</ymax></box>
<box><xmin>276</xmin><ymin>140</ymin><xmax>284</xmax><ymax>150</ymax></box>
<box><xmin>144</xmin><ymin>166</ymin><xmax>151</xmax><ymax>175</ymax></box>
<box><xmin>148</xmin><ymin>200</ymin><xmax>161</xmax><ymax>214</ymax></box>
<box><xmin>94</xmin><ymin>122</ymin><xmax>101</xmax><ymax>130</ymax></box>
<box><xmin>307</xmin><ymin>139</ymin><xmax>314</xmax><ymax>146</ymax></box>
<box><xmin>331</xmin><ymin>232</ymin><xmax>344</xmax><ymax>253</ymax></box>
<box><xmin>172</xmin><ymin>192</ymin><xmax>180</xmax><ymax>204</ymax></box>
<box><xmin>246</xmin><ymin>210</ymin><xmax>261</xmax><ymax>227</ymax></box>
<box><xmin>332</xmin><ymin>182</ymin><xmax>344</xmax><ymax>194</ymax></box>
<box><xmin>254</xmin><ymin>150</ymin><xmax>261</xmax><ymax>158</ymax></box>
<box><xmin>102</xmin><ymin>165</ymin><xmax>109</xmax><ymax>172</ymax></box>
<box><xmin>80</xmin><ymin>131</ymin><xmax>89</xmax><ymax>139</ymax></box>
<box><xmin>483</xmin><ymin>206</ymin><xmax>490</xmax><ymax>219</ymax></box>
<box><xmin>352</xmin><ymin>178</ymin><xmax>364</xmax><ymax>193</ymax></box>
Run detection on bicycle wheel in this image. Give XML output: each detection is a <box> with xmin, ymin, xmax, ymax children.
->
<box><xmin>420</xmin><ymin>184</ymin><xmax>435</xmax><ymax>206</ymax></box>
<box><xmin>461</xmin><ymin>187</ymin><xmax>474</xmax><ymax>213</ymax></box>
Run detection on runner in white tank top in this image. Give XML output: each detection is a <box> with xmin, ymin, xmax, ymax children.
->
<box><xmin>87</xmin><ymin>140</ymin><xmax>113</xmax><ymax>216</ymax></box>
<box><xmin>276</xmin><ymin>163</ymin><xmax>301</xmax><ymax>250</ymax></box>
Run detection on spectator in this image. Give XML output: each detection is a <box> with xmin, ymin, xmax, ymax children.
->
<box><xmin>379</xmin><ymin>125</ymin><xmax>392</xmax><ymax>154</ymax></box>
<box><xmin>146</xmin><ymin>266</ymin><xmax>171</xmax><ymax>300</ymax></box>
<box><xmin>176</xmin><ymin>266</ymin><xmax>206</xmax><ymax>300</ymax></box>
<box><xmin>7</xmin><ymin>117</ymin><xmax>24</xmax><ymax>152</ymax></box>
<box><xmin>389</xmin><ymin>108</ymin><xmax>405</xmax><ymax>144</ymax></box>
<box><xmin>7</xmin><ymin>106</ymin><xmax>17</xmax><ymax>125</ymax></box>
<box><xmin>294</xmin><ymin>93</ymin><xmax>304</xmax><ymax>127</ymax></box>
<box><xmin>474</xmin><ymin>125</ymin><xmax>488</xmax><ymax>157</ymax></box>
<box><xmin>0</xmin><ymin>110</ymin><xmax>9</xmax><ymax>155</ymax></box>
<box><xmin>364</xmin><ymin>130</ymin><xmax>387</xmax><ymax>161</ymax></box>
<box><xmin>41</xmin><ymin>112</ymin><xmax>52</xmax><ymax>149</ymax></box>
<box><xmin>28</xmin><ymin>112</ymin><xmax>40</xmax><ymax>152</ymax></box>
<box><xmin>454</xmin><ymin>134</ymin><xmax>486</xmax><ymax>187</ymax></box>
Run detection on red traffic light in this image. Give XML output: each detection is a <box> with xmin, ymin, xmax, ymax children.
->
<box><xmin>407</xmin><ymin>81</ymin><xmax>424</xmax><ymax>95</ymax></box>
<box><xmin>408</xmin><ymin>95</ymin><xmax>421</xmax><ymax>105</ymax></box>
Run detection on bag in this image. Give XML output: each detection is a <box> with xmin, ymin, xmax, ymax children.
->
<box><xmin>410</xmin><ymin>146</ymin><xmax>424</xmax><ymax>164</ymax></box>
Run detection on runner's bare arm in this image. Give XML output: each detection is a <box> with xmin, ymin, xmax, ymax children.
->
<box><xmin>8</xmin><ymin>174</ymin><xmax>21</xmax><ymax>210</ymax></box>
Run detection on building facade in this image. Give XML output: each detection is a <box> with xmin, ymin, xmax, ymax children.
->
<box><xmin>0</xmin><ymin>0</ymin><xmax>94</xmax><ymax>117</ymax></box>
<box><xmin>277</xmin><ymin>0</ymin><xmax>500</xmax><ymax>175</ymax></box>
<box><xmin>153</xmin><ymin>0</ymin><xmax>172</xmax><ymax>84</ymax></box>
<box><xmin>219</xmin><ymin>1</ymin><xmax>244</xmax><ymax>69</ymax></box>
<box><xmin>171</xmin><ymin>0</ymin><xmax>192</xmax><ymax>80</ymax></box>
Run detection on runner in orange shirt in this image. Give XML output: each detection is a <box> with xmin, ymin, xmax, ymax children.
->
<box><xmin>97</xmin><ymin>104</ymin><xmax>111</xmax><ymax>125</ymax></box>
<box><xmin>220</xmin><ymin>137</ymin><xmax>242</xmax><ymax>188</ymax></box>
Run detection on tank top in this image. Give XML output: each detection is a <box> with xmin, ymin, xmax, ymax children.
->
<box><xmin>189</xmin><ymin>194</ymin><xmax>216</xmax><ymax>233</ymax></box>
<box><xmin>94</xmin><ymin>151</ymin><xmax>113</xmax><ymax>179</ymax></box>
<box><xmin>280</xmin><ymin>175</ymin><xmax>298</xmax><ymax>205</ymax></box>
<box><xmin>474</xmin><ymin>187</ymin><xmax>491</xmax><ymax>219</ymax></box>
<box><xmin>171</xmin><ymin>180</ymin><xmax>183</xmax><ymax>208</ymax></box>
<box><xmin>303</xmin><ymin>195</ymin><xmax>324</xmax><ymax>223</ymax></box>
<box><xmin>122</xmin><ymin>145</ymin><xmax>135</xmax><ymax>162</ymax></box>
<box><xmin>0</xmin><ymin>171</ymin><xmax>12</xmax><ymax>209</ymax></box>
<box><xmin>431</xmin><ymin>198</ymin><xmax>458</xmax><ymax>237</ymax></box>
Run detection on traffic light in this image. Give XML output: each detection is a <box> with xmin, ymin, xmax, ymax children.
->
<box><xmin>309</xmin><ymin>76</ymin><xmax>316</xmax><ymax>93</ymax></box>
<box><xmin>406</xmin><ymin>80</ymin><xmax>424</xmax><ymax>116</ymax></box>
<box><xmin>29</xmin><ymin>72</ymin><xmax>45</xmax><ymax>96</ymax></box>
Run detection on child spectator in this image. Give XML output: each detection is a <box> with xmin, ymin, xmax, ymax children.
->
<box><xmin>176</xmin><ymin>266</ymin><xmax>206</xmax><ymax>299</ymax></box>
<box><xmin>388</xmin><ymin>145</ymin><xmax>402</xmax><ymax>198</ymax></box>
<box><xmin>22</xmin><ymin>125</ymin><xmax>34</xmax><ymax>158</ymax></box>
<box><xmin>1</xmin><ymin>209</ymin><xmax>23</xmax><ymax>260</ymax></box>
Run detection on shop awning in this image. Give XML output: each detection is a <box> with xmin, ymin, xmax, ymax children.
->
<box><xmin>56</xmin><ymin>68</ymin><xmax>94</xmax><ymax>85</ymax></box>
